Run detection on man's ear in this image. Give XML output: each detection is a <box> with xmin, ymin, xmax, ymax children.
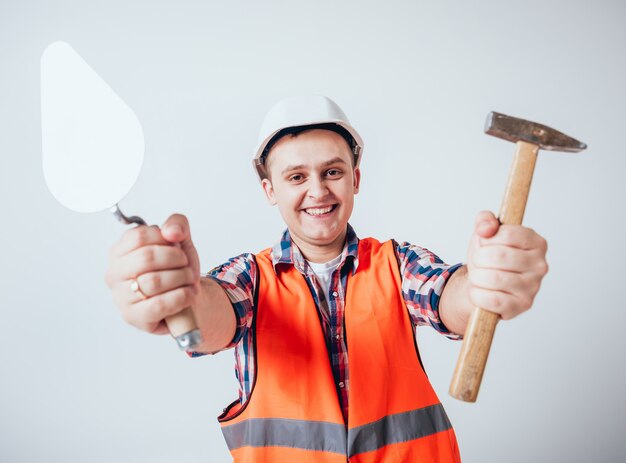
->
<box><xmin>261</xmin><ymin>178</ymin><xmax>277</xmax><ymax>205</ymax></box>
<box><xmin>353</xmin><ymin>167</ymin><xmax>361</xmax><ymax>194</ymax></box>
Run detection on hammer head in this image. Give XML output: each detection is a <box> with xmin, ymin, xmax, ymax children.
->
<box><xmin>485</xmin><ymin>112</ymin><xmax>587</xmax><ymax>153</ymax></box>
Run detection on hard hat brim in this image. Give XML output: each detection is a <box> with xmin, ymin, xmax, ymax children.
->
<box><xmin>253</xmin><ymin>120</ymin><xmax>363</xmax><ymax>181</ymax></box>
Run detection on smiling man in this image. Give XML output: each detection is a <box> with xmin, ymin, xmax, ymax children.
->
<box><xmin>105</xmin><ymin>95</ymin><xmax>549</xmax><ymax>462</ymax></box>
<box><xmin>260</xmin><ymin>127</ymin><xmax>360</xmax><ymax>262</ymax></box>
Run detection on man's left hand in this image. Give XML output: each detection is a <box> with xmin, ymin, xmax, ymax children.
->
<box><xmin>466</xmin><ymin>210</ymin><xmax>549</xmax><ymax>320</ymax></box>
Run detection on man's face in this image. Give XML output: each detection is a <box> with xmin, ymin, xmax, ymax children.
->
<box><xmin>261</xmin><ymin>129</ymin><xmax>361</xmax><ymax>253</ymax></box>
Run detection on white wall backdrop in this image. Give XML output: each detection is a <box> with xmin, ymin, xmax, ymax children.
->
<box><xmin>1</xmin><ymin>1</ymin><xmax>624</xmax><ymax>462</ymax></box>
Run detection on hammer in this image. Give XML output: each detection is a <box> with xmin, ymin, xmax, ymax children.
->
<box><xmin>449</xmin><ymin>111</ymin><xmax>586</xmax><ymax>402</ymax></box>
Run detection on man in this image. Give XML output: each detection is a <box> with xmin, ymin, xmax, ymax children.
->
<box><xmin>105</xmin><ymin>95</ymin><xmax>548</xmax><ymax>462</ymax></box>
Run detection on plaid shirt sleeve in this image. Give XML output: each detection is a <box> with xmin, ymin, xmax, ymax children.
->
<box><xmin>189</xmin><ymin>253</ymin><xmax>257</xmax><ymax>357</ymax></box>
<box><xmin>395</xmin><ymin>241</ymin><xmax>464</xmax><ymax>340</ymax></box>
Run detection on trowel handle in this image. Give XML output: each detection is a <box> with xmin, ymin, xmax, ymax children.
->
<box><xmin>164</xmin><ymin>247</ymin><xmax>202</xmax><ymax>351</ymax></box>
<box><xmin>449</xmin><ymin>141</ymin><xmax>538</xmax><ymax>402</ymax></box>
<box><xmin>166</xmin><ymin>308</ymin><xmax>203</xmax><ymax>351</ymax></box>
<box><xmin>111</xmin><ymin>204</ymin><xmax>203</xmax><ymax>351</ymax></box>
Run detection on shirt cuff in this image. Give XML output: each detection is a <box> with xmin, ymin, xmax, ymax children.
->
<box><xmin>434</xmin><ymin>262</ymin><xmax>464</xmax><ymax>340</ymax></box>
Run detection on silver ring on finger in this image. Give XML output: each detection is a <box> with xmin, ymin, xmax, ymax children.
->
<box><xmin>130</xmin><ymin>278</ymin><xmax>148</xmax><ymax>300</ymax></box>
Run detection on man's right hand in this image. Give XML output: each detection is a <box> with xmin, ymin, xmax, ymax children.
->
<box><xmin>104</xmin><ymin>214</ymin><xmax>201</xmax><ymax>335</ymax></box>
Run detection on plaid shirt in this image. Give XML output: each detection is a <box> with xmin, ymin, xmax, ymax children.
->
<box><xmin>200</xmin><ymin>224</ymin><xmax>462</xmax><ymax>421</ymax></box>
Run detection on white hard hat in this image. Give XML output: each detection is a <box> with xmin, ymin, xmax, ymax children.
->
<box><xmin>252</xmin><ymin>95</ymin><xmax>364</xmax><ymax>181</ymax></box>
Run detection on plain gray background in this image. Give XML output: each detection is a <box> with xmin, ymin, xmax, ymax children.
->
<box><xmin>1</xmin><ymin>1</ymin><xmax>625</xmax><ymax>462</ymax></box>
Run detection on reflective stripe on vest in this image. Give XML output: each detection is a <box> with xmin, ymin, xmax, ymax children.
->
<box><xmin>221</xmin><ymin>403</ymin><xmax>452</xmax><ymax>456</ymax></box>
<box><xmin>222</xmin><ymin>417</ymin><xmax>346</xmax><ymax>454</ymax></box>
<box><xmin>347</xmin><ymin>403</ymin><xmax>452</xmax><ymax>456</ymax></box>
<box><xmin>218</xmin><ymin>238</ymin><xmax>460</xmax><ymax>462</ymax></box>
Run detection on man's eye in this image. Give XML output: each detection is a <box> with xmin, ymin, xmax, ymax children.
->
<box><xmin>289</xmin><ymin>174</ymin><xmax>303</xmax><ymax>182</ymax></box>
<box><xmin>326</xmin><ymin>169</ymin><xmax>342</xmax><ymax>177</ymax></box>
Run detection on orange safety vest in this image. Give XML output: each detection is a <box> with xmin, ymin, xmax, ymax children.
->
<box><xmin>219</xmin><ymin>238</ymin><xmax>461</xmax><ymax>462</ymax></box>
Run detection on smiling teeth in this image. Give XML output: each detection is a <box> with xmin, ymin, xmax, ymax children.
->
<box><xmin>305</xmin><ymin>206</ymin><xmax>333</xmax><ymax>216</ymax></box>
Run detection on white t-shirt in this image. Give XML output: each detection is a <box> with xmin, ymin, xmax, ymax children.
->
<box><xmin>307</xmin><ymin>253</ymin><xmax>343</xmax><ymax>298</ymax></box>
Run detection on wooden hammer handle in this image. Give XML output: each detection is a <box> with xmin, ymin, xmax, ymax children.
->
<box><xmin>449</xmin><ymin>141</ymin><xmax>539</xmax><ymax>402</ymax></box>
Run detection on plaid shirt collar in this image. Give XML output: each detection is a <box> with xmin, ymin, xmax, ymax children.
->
<box><xmin>271</xmin><ymin>223</ymin><xmax>360</xmax><ymax>275</ymax></box>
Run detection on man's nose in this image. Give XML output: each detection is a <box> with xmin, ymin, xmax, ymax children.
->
<box><xmin>307</xmin><ymin>176</ymin><xmax>330</xmax><ymax>198</ymax></box>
